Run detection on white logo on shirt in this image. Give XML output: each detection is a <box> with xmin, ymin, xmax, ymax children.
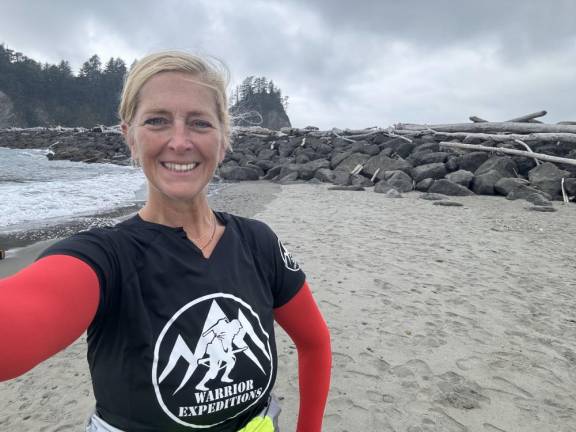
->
<box><xmin>152</xmin><ymin>294</ymin><xmax>273</xmax><ymax>428</ymax></box>
<box><xmin>278</xmin><ymin>239</ymin><xmax>300</xmax><ymax>272</ymax></box>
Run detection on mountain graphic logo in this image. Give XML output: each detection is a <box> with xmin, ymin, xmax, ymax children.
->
<box><xmin>278</xmin><ymin>239</ymin><xmax>300</xmax><ymax>272</ymax></box>
<box><xmin>152</xmin><ymin>293</ymin><xmax>274</xmax><ymax>428</ymax></box>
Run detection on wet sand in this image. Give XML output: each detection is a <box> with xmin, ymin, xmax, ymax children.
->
<box><xmin>2</xmin><ymin>182</ymin><xmax>576</xmax><ymax>432</ymax></box>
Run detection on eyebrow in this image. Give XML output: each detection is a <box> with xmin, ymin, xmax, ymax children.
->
<box><xmin>142</xmin><ymin>109</ymin><xmax>213</xmax><ymax>117</ymax></box>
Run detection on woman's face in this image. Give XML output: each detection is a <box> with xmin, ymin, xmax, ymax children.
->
<box><xmin>124</xmin><ymin>71</ymin><xmax>225</xmax><ymax>206</ymax></box>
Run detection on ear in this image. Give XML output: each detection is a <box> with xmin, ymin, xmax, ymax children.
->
<box><xmin>121</xmin><ymin>122</ymin><xmax>137</xmax><ymax>158</ymax></box>
<box><xmin>218</xmin><ymin>138</ymin><xmax>227</xmax><ymax>164</ymax></box>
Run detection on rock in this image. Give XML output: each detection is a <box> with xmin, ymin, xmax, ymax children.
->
<box><xmin>298</xmin><ymin>159</ymin><xmax>330</xmax><ymax>180</ymax></box>
<box><xmin>445</xmin><ymin>170</ymin><xmax>474</xmax><ymax>188</ymax></box>
<box><xmin>363</xmin><ymin>153</ymin><xmax>412</xmax><ymax>180</ymax></box>
<box><xmin>314</xmin><ymin>168</ymin><xmax>336</xmax><ymax>183</ymax></box>
<box><xmin>218</xmin><ymin>165</ymin><xmax>261</xmax><ymax>181</ymax></box>
<box><xmin>294</xmin><ymin>153</ymin><xmax>311</xmax><ymax>164</ymax></box>
<box><xmin>458</xmin><ymin>152</ymin><xmax>490</xmax><ymax>173</ymax></box>
<box><xmin>528</xmin><ymin>206</ymin><xmax>557</xmax><ymax>212</ymax></box>
<box><xmin>419</xmin><ymin>193</ymin><xmax>445</xmax><ymax>201</ymax></box>
<box><xmin>471</xmin><ymin>170</ymin><xmax>506</xmax><ymax>195</ymax></box>
<box><xmin>328</xmin><ymin>185</ymin><xmax>365</xmax><ymax>191</ymax></box>
<box><xmin>475</xmin><ymin>156</ymin><xmax>518</xmax><ymax>177</ymax></box>
<box><xmin>262</xmin><ymin>165</ymin><xmax>282</xmax><ymax>180</ymax></box>
<box><xmin>411</xmin><ymin>163</ymin><xmax>447</xmax><ymax>183</ymax></box>
<box><xmin>564</xmin><ymin>178</ymin><xmax>576</xmax><ymax>195</ymax></box>
<box><xmin>383</xmin><ymin>189</ymin><xmax>403</xmax><ymax>198</ymax></box>
<box><xmin>433</xmin><ymin>201</ymin><xmax>464</xmax><ymax>207</ymax></box>
<box><xmin>374</xmin><ymin>181</ymin><xmax>397</xmax><ymax>194</ymax></box>
<box><xmin>351</xmin><ymin>175</ymin><xmax>374</xmax><ymax>187</ymax></box>
<box><xmin>506</xmin><ymin>185</ymin><xmax>552</xmax><ymax>206</ymax></box>
<box><xmin>415</xmin><ymin>178</ymin><xmax>434</xmax><ymax>192</ymax></box>
<box><xmin>386</xmin><ymin>171</ymin><xmax>414</xmax><ymax>193</ymax></box>
<box><xmin>332</xmin><ymin>171</ymin><xmax>352</xmax><ymax>186</ymax></box>
<box><xmin>330</xmin><ymin>151</ymin><xmax>352</xmax><ymax>169</ymax></box>
<box><xmin>528</xmin><ymin>162</ymin><xmax>571</xmax><ymax>198</ymax></box>
<box><xmin>429</xmin><ymin>179</ymin><xmax>474</xmax><ymax>196</ymax></box>
<box><xmin>412</xmin><ymin>142</ymin><xmax>440</xmax><ymax>154</ymax></box>
<box><xmin>257</xmin><ymin>148</ymin><xmax>276</xmax><ymax>160</ymax></box>
<box><xmin>408</xmin><ymin>151</ymin><xmax>450</xmax><ymax>167</ymax></box>
<box><xmin>494</xmin><ymin>177</ymin><xmax>530</xmax><ymax>196</ymax></box>
<box><xmin>277</xmin><ymin>171</ymin><xmax>300</xmax><ymax>183</ymax></box>
<box><xmin>334</xmin><ymin>153</ymin><xmax>371</xmax><ymax>172</ymax></box>
<box><xmin>278</xmin><ymin>164</ymin><xmax>300</xmax><ymax>179</ymax></box>
<box><xmin>514</xmin><ymin>156</ymin><xmax>538</xmax><ymax>176</ymax></box>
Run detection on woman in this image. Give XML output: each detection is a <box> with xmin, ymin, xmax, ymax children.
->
<box><xmin>0</xmin><ymin>51</ymin><xmax>331</xmax><ymax>431</ymax></box>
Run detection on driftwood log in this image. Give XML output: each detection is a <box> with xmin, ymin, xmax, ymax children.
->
<box><xmin>395</xmin><ymin>122</ymin><xmax>576</xmax><ymax>135</ymax></box>
<box><xmin>439</xmin><ymin>141</ymin><xmax>576</xmax><ymax>167</ymax></box>
<box><xmin>433</xmin><ymin>131</ymin><xmax>576</xmax><ymax>145</ymax></box>
<box><xmin>505</xmin><ymin>110</ymin><xmax>547</xmax><ymax>122</ymax></box>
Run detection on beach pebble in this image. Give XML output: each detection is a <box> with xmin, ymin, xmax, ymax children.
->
<box><xmin>327</xmin><ymin>185</ymin><xmax>365</xmax><ymax>191</ymax></box>
<box><xmin>419</xmin><ymin>193</ymin><xmax>445</xmax><ymax>201</ymax></box>
<box><xmin>433</xmin><ymin>201</ymin><xmax>464</xmax><ymax>207</ymax></box>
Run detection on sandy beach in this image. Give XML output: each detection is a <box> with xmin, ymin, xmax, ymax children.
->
<box><xmin>2</xmin><ymin>181</ymin><xmax>576</xmax><ymax>432</ymax></box>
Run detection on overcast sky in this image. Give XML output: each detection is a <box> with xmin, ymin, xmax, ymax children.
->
<box><xmin>1</xmin><ymin>0</ymin><xmax>575</xmax><ymax>129</ymax></box>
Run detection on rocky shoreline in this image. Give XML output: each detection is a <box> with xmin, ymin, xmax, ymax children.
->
<box><xmin>1</xmin><ymin>124</ymin><xmax>575</xmax><ymax>210</ymax></box>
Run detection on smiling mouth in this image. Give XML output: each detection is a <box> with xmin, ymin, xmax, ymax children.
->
<box><xmin>161</xmin><ymin>162</ymin><xmax>199</xmax><ymax>172</ymax></box>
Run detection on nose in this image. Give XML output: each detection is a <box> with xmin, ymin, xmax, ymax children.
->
<box><xmin>168</xmin><ymin>120</ymin><xmax>193</xmax><ymax>152</ymax></box>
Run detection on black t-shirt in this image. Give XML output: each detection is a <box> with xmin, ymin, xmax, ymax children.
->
<box><xmin>39</xmin><ymin>212</ymin><xmax>305</xmax><ymax>431</ymax></box>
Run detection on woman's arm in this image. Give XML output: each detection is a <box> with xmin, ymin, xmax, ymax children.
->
<box><xmin>0</xmin><ymin>255</ymin><xmax>100</xmax><ymax>381</ymax></box>
<box><xmin>274</xmin><ymin>281</ymin><xmax>332</xmax><ymax>432</ymax></box>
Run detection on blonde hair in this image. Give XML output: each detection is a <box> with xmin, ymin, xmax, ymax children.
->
<box><xmin>119</xmin><ymin>50</ymin><xmax>231</xmax><ymax>149</ymax></box>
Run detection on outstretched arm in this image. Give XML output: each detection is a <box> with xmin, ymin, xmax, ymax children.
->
<box><xmin>0</xmin><ymin>255</ymin><xmax>100</xmax><ymax>381</ymax></box>
<box><xmin>274</xmin><ymin>281</ymin><xmax>331</xmax><ymax>432</ymax></box>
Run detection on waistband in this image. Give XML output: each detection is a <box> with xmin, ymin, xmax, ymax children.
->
<box><xmin>85</xmin><ymin>395</ymin><xmax>281</xmax><ymax>432</ymax></box>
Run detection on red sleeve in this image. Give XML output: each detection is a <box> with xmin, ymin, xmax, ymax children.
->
<box><xmin>274</xmin><ymin>281</ymin><xmax>331</xmax><ymax>432</ymax></box>
<box><xmin>0</xmin><ymin>255</ymin><xmax>100</xmax><ymax>381</ymax></box>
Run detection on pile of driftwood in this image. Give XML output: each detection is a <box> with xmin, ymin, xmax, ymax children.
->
<box><xmin>222</xmin><ymin>110</ymin><xmax>576</xmax><ymax>209</ymax></box>
<box><xmin>394</xmin><ymin>111</ymin><xmax>576</xmax><ymax>167</ymax></box>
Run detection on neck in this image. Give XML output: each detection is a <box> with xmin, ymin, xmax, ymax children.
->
<box><xmin>139</xmin><ymin>190</ymin><xmax>214</xmax><ymax>237</ymax></box>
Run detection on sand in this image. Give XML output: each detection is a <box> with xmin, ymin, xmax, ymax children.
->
<box><xmin>2</xmin><ymin>182</ymin><xmax>576</xmax><ymax>432</ymax></box>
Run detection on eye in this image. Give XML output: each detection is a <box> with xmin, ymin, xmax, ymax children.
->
<box><xmin>143</xmin><ymin>117</ymin><xmax>169</xmax><ymax>127</ymax></box>
<box><xmin>189</xmin><ymin>119</ymin><xmax>214</xmax><ymax>130</ymax></box>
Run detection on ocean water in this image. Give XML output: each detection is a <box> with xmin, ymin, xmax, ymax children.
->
<box><xmin>0</xmin><ymin>147</ymin><xmax>147</xmax><ymax>233</ymax></box>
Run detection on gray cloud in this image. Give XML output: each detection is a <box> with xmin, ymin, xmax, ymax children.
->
<box><xmin>1</xmin><ymin>0</ymin><xmax>575</xmax><ymax>128</ymax></box>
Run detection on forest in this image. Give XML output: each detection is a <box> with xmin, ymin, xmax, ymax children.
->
<box><xmin>0</xmin><ymin>45</ymin><xmax>290</xmax><ymax>129</ymax></box>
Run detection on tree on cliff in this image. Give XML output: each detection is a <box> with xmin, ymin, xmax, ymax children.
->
<box><xmin>229</xmin><ymin>76</ymin><xmax>291</xmax><ymax>130</ymax></box>
<box><xmin>0</xmin><ymin>45</ymin><xmax>126</xmax><ymax>127</ymax></box>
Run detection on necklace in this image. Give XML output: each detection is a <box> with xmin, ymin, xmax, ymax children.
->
<box><xmin>189</xmin><ymin>211</ymin><xmax>216</xmax><ymax>250</ymax></box>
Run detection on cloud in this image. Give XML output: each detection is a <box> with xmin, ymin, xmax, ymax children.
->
<box><xmin>0</xmin><ymin>0</ymin><xmax>575</xmax><ymax>128</ymax></box>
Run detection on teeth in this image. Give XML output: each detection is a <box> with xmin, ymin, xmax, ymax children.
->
<box><xmin>163</xmin><ymin>162</ymin><xmax>198</xmax><ymax>172</ymax></box>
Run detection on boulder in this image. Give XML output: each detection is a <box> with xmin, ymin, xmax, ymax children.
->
<box><xmin>506</xmin><ymin>185</ymin><xmax>552</xmax><ymax>206</ymax></box>
<box><xmin>471</xmin><ymin>170</ymin><xmax>503</xmax><ymax>195</ymax></box>
<box><xmin>278</xmin><ymin>172</ymin><xmax>300</xmax><ymax>183</ymax></box>
<box><xmin>494</xmin><ymin>177</ymin><xmax>530</xmax><ymax>196</ymax></box>
<box><xmin>445</xmin><ymin>170</ymin><xmax>474</xmax><ymax>188</ymax></box>
<box><xmin>332</xmin><ymin>171</ymin><xmax>352</xmax><ymax>186</ymax></box>
<box><xmin>219</xmin><ymin>165</ymin><xmax>261</xmax><ymax>181</ymax></box>
<box><xmin>411</xmin><ymin>163</ymin><xmax>447</xmax><ymax>183</ymax></box>
<box><xmin>387</xmin><ymin>171</ymin><xmax>413</xmax><ymax>193</ymax></box>
<box><xmin>475</xmin><ymin>156</ymin><xmax>518</xmax><ymax>177</ymax></box>
<box><xmin>330</xmin><ymin>151</ymin><xmax>352</xmax><ymax>169</ymax></box>
<box><xmin>298</xmin><ymin>159</ymin><xmax>330</xmax><ymax>180</ymax></box>
<box><xmin>382</xmin><ymin>189</ymin><xmax>403</xmax><ymax>198</ymax></box>
<box><xmin>429</xmin><ymin>179</ymin><xmax>474</xmax><ymax>196</ymax></box>
<box><xmin>528</xmin><ymin>162</ymin><xmax>571</xmax><ymax>198</ymax></box>
<box><xmin>374</xmin><ymin>181</ymin><xmax>397</xmax><ymax>194</ymax></box>
<box><xmin>334</xmin><ymin>153</ymin><xmax>371</xmax><ymax>172</ymax></box>
<box><xmin>262</xmin><ymin>165</ymin><xmax>282</xmax><ymax>180</ymax></box>
<box><xmin>415</xmin><ymin>178</ymin><xmax>434</xmax><ymax>192</ymax></box>
<box><xmin>458</xmin><ymin>152</ymin><xmax>490</xmax><ymax>173</ymax></box>
<box><xmin>363</xmin><ymin>154</ymin><xmax>413</xmax><ymax>179</ymax></box>
<box><xmin>564</xmin><ymin>178</ymin><xmax>576</xmax><ymax>195</ymax></box>
<box><xmin>408</xmin><ymin>151</ymin><xmax>450</xmax><ymax>167</ymax></box>
<box><xmin>314</xmin><ymin>168</ymin><xmax>336</xmax><ymax>183</ymax></box>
